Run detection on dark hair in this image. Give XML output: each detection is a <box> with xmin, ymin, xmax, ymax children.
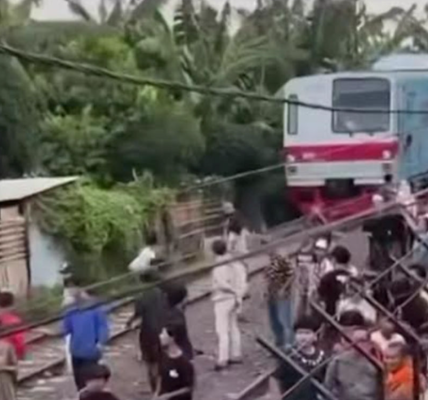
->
<box><xmin>331</xmin><ymin>246</ymin><xmax>351</xmax><ymax>265</ymax></box>
<box><xmin>66</xmin><ymin>276</ymin><xmax>83</xmax><ymax>288</ymax></box>
<box><xmin>228</xmin><ymin>217</ymin><xmax>243</xmax><ymax>235</ymax></box>
<box><xmin>339</xmin><ymin>310</ymin><xmax>366</xmax><ymax>327</ymax></box>
<box><xmin>409</xmin><ymin>264</ymin><xmax>427</xmax><ymax>280</ymax></box>
<box><xmin>162</xmin><ymin>282</ymin><xmax>188</xmax><ymax>306</ymax></box>
<box><xmin>0</xmin><ymin>292</ymin><xmax>14</xmax><ymax>308</ymax></box>
<box><xmin>139</xmin><ymin>269</ymin><xmax>161</xmax><ymax>284</ymax></box>
<box><xmin>294</xmin><ymin>315</ymin><xmax>319</xmax><ymax>332</ymax></box>
<box><xmin>145</xmin><ymin>231</ymin><xmax>158</xmax><ymax>246</ymax></box>
<box><xmin>165</xmin><ymin>321</ymin><xmax>183</xmax><ymax>343</ymax></box>
<box><xmin>212</xmin><ymin>239</ymin><xmax>227</xmax><ymax>256</ymax></box>
<box><xmin>84</xmin><ymin>364</ymin><xmax>111</xmax><ymax>382</ymax></box>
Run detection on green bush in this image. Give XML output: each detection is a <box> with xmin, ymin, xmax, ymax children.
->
<box><xmin>34</xmin><ymin>176</ymin><xmax>172</xmax><ymax>283</ymax></box>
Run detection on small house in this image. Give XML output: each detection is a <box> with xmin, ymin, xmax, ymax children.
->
<box><xmin>0</xmin><ymin>177</ymin><xmax>78</xmax><ymax>296</ymax></box>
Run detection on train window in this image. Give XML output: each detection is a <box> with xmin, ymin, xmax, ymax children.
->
<box><xmin>333</xmin><ymin>78</ymin><xmax>390</xmax><ymax>133</ymax></box>
<box><xmin>288</xmin><ymin>95</ymin><xmax>298</xmax><ymax>135</ymax></box>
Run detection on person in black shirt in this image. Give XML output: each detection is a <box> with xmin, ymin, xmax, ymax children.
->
<box><xmin>157</xmin><ymin>323</ymin><xmax>195</xmax><ymax>400</ymax></box>
<box><xmin>162</xmin><ymin>282</ymin><xmax>194</xmax><ymax>360</ymax></box>
<box><xmin>274</xmin><ymin>316</ymin><xmax>326</xmax><ymax>400</ymax></box>
<box><xmin>79</xmin><ymin>364</ymin><xmax>120</xmax><ymax>400</ymax></box>
<box><xmin>125</xmin><ymin>270</ymin><xmax>168</xmax><ymax>392</ymax></box>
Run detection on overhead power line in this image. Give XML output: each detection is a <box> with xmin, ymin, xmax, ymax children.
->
<box><xmin>2</xmin><ymin>42</ymin><xmax>428</xmax><ymax>114</ymax></box>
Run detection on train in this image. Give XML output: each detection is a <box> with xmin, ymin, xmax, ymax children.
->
<box><xmin>283</xmin><ymin>54</ymin><xmax>428</xmax><ymax>220</ymax></box>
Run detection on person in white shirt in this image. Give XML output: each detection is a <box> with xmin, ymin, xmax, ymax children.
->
<box><xmin>337</xmin><ymin>278</ymin><xmax>377</xmax><ymax>326</ymax></box>
<box><xmin>313</xmin><ymin>236</ymin><xmax>334</xmax><ymax>283</ymax></box>
<box><xmin>211</xmin><ymin>239</ymin><xmax>247</xmax><ymax>370</ymax></box>
<box><xmin>370</xmin><ymin>318</ymin><xmax>405</xmax><ymax>354</ymax></box>
<box><xmin>226</xmin><ymin>218</ymin><xmax>249</xmax><ymax>301</ymax></box>
<box><xmin>128</xmin><ymin>233</ymin><xmax>157</xmax><ymax>274</ymax></box>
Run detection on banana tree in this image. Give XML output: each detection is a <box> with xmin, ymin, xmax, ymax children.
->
<box><xmin>65</xmin><ymin>0</ymin><xmax>168</xmax><ymax>27</ymax></box>
<box><xmin>305</xmin><ymin>0</ymin><xmax>411</xmax><ymax>71</ymax></box>
<box><xmin>0</xmin><ymin>0</ymin><xmax>43</xmax><ymax>178</ymax></box>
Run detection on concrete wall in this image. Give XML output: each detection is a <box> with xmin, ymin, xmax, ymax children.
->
<box><xmin>28</xmin><ymin>222</ymin><xmax>66</xmax><ymax>287</ymax></box>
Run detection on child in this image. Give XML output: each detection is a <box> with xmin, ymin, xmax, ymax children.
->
<box><xmin>128</xmin><ymin>233</ymin><xmax>158</xmax><ymax>274</ymax></box>
<box><xmin>0</xmin><ymin>290</ymin><xmax>25</xmax><ymax>360</ymax></box>
<box><xmin>79</xmin><ymin>364</ymin><xmax>119</xmax><ymax>400</ymax></box>
<box><xmin>274</xmin><ymin>316</ymin><xmax>326</xmax><ymax>400</ymax></box>
<box><xmin>157</xmin><ymin>324</ymin><xmax>195</xmax><ymax>400</ymax></box>
<box><xmin>162</xmin><ymin>282</ymin><xmax>194</xmax><ymax>361</ymax></box>
<box><xmin>62</xmin><ymin>282</ymin><xmax>109</xmax><ymax>391</ymax></box>
<box><xmin>0</xmin><ymin>329</ymin><xmax>17</xmax><ymax>400</ymax></box>
<box><xmin>126</xmin><ymin>270</ymin><xmax>168</xmax><ymax>392</ymax></box>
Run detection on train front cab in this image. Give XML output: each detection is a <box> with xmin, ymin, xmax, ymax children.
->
<box><xmin>283</xmin><ymin>72</ymin><xmax>402</xmax><ymax>219</ymax></box>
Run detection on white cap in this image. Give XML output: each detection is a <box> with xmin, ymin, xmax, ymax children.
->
<box><xmin>315</xmin><ymin>237</ymin><xmax>329</xmax><ymax>250</ymax></box>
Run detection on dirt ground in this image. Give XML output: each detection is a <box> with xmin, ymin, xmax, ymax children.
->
<box><xmin>18</xmin><ymin>274</ymin><xmax>275</xmax><ymax>400</ymax></box>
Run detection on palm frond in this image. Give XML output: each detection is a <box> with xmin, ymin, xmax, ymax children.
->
<box><xmin>107</xmin><ymin>0</ymin><xmax>123</xmax><ymax>26</ymax></box>
<box><xmin>129</xmin><ymin>0</ymin><xmax>168</xmax><ymax>22</ymax></box>
<box><xmin>65</xmin><ymin>0</ymin><xmax>95</xmax><ymax>22</ymax></box>
<box><xmin>361</xmin><ymin>7</ymin><xmax>405</xmax><ymax>37</ymax></box>
<box><xmin>12</xmin><ymin>0</ymin><xmax>39</xmax><ymax>23</ymax></box>
<box><xmin>98</xmin><ymin>0</ymin><xmax>107</xmax><ymax>23</ymax></box>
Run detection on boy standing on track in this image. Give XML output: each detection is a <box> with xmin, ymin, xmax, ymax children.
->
<box><xmin>211</xmin><ymin>239</ymin><xmax>246</xmax><ymax>370</ymax></box>
<box><xmin>62</xmin><ymin>282</ymin><xmax>109</xmax><ymax>391</ymax></box>
<box><xmin>156</xmin><ymin>323</ymin><xmax>195</xmax><ymax>400</ymax></box>
<box><xmin>125</xmin><ymin>270</ymin><xmax>168</xmax><ymax>392</ymax></box>
<box><xmin>162</xmin><ymin>282</ymin><xmax>194</xmax><ymax>361</ymax></box>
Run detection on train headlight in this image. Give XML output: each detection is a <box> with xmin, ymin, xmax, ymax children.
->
<box><xmin>287</xmin><ymin>154</ymin><xmax>296</xmax><ymax>163</ymax></box>
<box><xmin>382</xmin><ymin>150</ymin><xmax>392</xmax><ymax>160</ymax></box>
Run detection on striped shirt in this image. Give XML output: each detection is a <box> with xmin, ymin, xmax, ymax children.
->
<box><xmin>265</xmin><ymin>253</ymin><xmax>294</xmax><ymax>298</ymax></box>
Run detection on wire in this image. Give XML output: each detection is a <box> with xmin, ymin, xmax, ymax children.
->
<box><xmin>182</xmin><ymin>133</ymin><xmax>399</xmax><ymax>192</ymax></box>
<box><xmin>0</xmin><ymin>190</ymin><xmax>413</xmax><ymax>338</ymax></box>
<box><xmin>2</xmin><ymin>42</ymin><xmax>428</xmax><ymax>114</ymax></box>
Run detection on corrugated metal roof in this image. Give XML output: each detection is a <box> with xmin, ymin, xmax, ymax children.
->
<box><xmin>0</xmin><ymin>177</ymin><xmax>78</xmax><ymax>203</ymax></box>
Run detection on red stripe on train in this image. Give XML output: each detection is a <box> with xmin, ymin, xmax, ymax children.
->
<box><xmin>284</xmin><ymin>141</ymin><xmax>399</xmax><ymax>162</ymax></box>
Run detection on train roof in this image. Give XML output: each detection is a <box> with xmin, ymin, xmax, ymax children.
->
<box><xmin>284</xmin><ymin>69</ymin><xmax>428</xmax><ymax>92</ymax></box>
<box><xmin>284</xmin><ymin>54</ymin><xmax>428</xmax><ymax>91</ymax></box>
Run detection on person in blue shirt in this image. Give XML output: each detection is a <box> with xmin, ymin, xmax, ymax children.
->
<box><xmin>62</xmin><ymin>281</ymin><xmax>109</xmax><ymax>391</ymax></box>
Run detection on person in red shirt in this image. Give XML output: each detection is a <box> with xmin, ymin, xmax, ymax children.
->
<box><xmin>0</xmin><ymin>291</ymin><xmax>25</xmax><ymax>360</ymax></box>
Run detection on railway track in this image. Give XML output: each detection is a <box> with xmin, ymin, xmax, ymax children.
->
<box><xmin>18</xmin><ymin>271</ymin><xmax>218</xmax><ymax>385</ymax></box>
<box><xmin>17</xmin><ymin>217</ymin><xmax>313</xmax><ymax>387</ymax></box>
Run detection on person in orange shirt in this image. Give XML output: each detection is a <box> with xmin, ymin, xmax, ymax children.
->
<box><xmin>384</xmin><ymin>341</ymin><xmax>425</xmax><ymax>400</ymax></box>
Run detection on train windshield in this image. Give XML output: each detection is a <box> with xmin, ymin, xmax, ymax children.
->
<box><xmin>333</xmin><ymin>78</ymin><xmax>390</xmax><ymax>133</ymax></box>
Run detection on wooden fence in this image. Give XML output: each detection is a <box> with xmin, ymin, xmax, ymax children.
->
<box><xmin>0</xmin><ymin>219</ymin><xmax>29</xmax><ymax>296</ymax></box>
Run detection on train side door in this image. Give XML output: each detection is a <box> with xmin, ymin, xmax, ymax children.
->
<box><xmin>398</xmin><ymin>79</ymin><xmax>428</xmax><ymax>180</ymax></box>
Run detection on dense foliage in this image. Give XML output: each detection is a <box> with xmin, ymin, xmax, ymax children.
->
<box><xmin>1</xmin><ymin>0</ymin><xmax>426</xmax><ymax>276</ymax></box>
<box><xmin>34</xmin><ymin>176</ymin><xmax>172</xmax><ymax>281</ymax></box>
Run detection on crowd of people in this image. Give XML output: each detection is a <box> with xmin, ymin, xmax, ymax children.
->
<box><xmin>265</xmin><ymin>229</ymin><xmax>428</xmax><ymax>400</ymax></box>
<box><xmin>0</xmin><ymin>188</ymin><xmax>427</xmax><ymax>400</ymax></box>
